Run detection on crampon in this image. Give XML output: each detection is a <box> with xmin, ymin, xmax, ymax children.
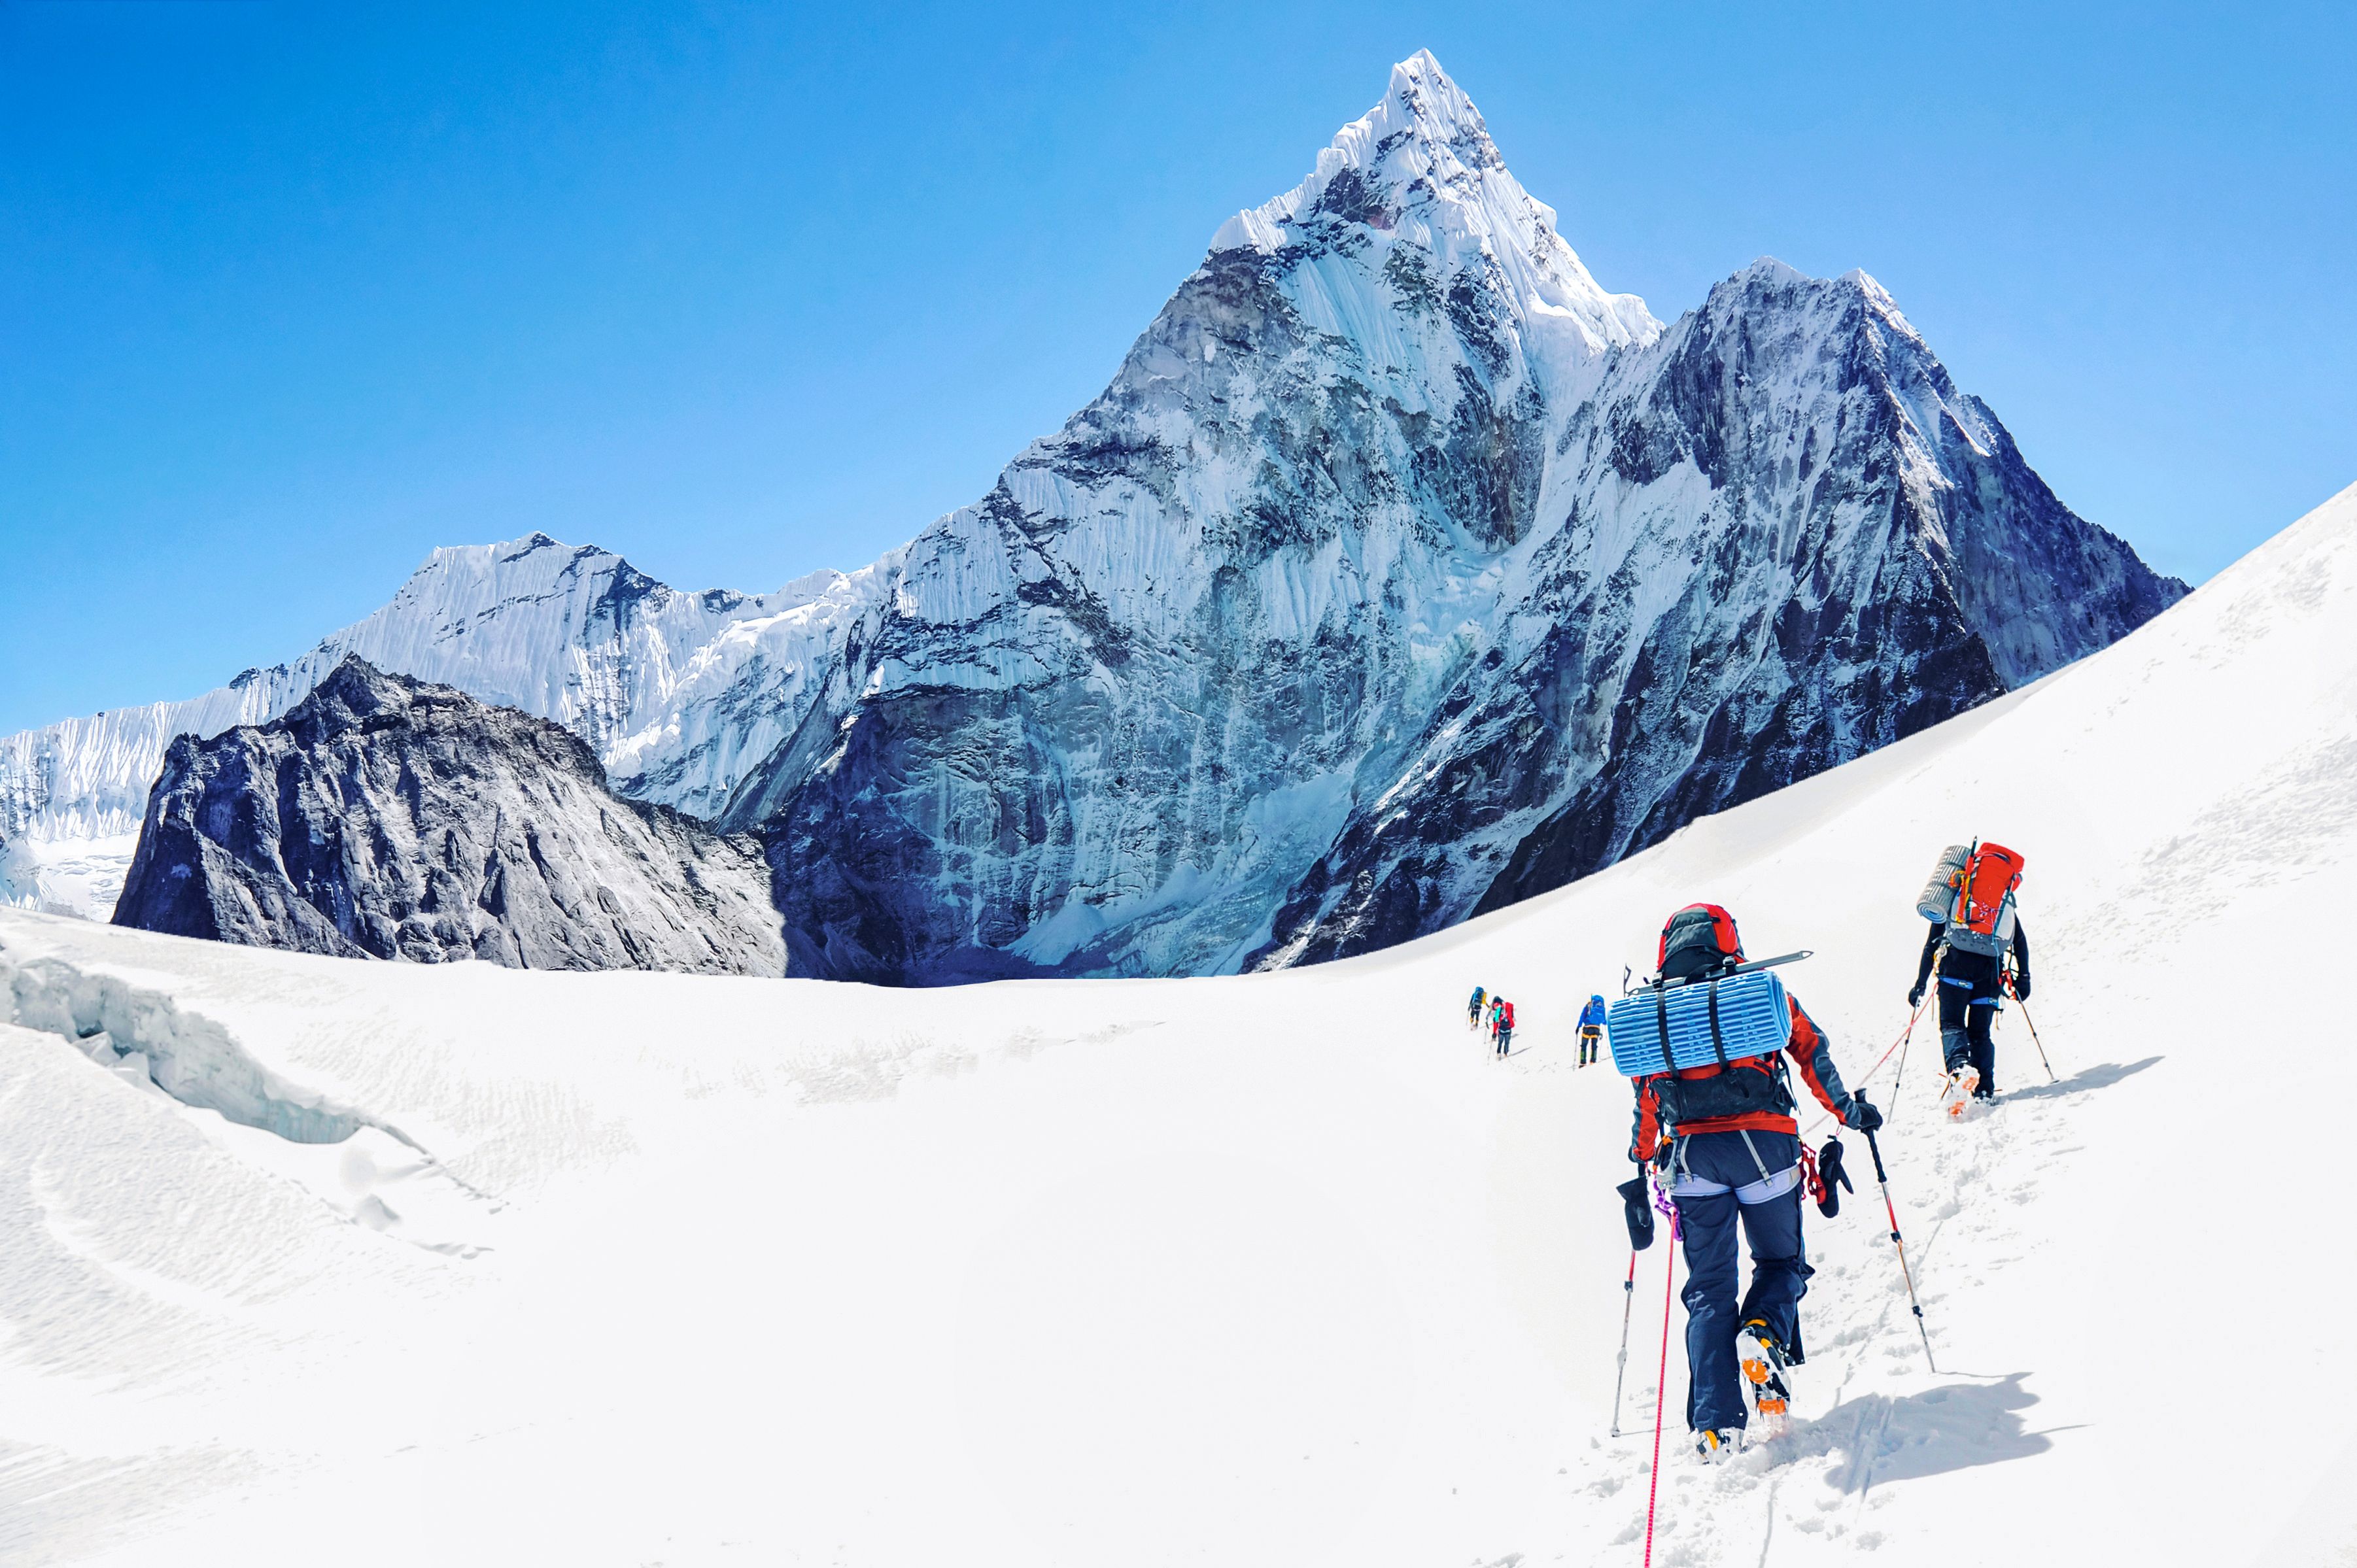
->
<box><xmin>1736</xmin><ymin>1319</ymin><xmax>1794</xmax><ymax>1424</ymax></box>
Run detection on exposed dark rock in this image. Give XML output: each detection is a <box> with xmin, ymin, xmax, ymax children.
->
<box><xmin>113</xmin><ymin>657</ymin><xmax>783</xmax><ymax>975</ymax></box>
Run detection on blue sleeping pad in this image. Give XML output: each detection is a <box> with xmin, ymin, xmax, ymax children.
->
<box><xmin>1606</xmin><ymin>970</ymin><xmax>1793</xmax><ymax>1077</ymax></box>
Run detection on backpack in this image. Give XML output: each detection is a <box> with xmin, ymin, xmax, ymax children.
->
<box><xmin>1657</xmin><ymin>903</ymin><xmax>1742</xmax><ymax>981</ymax></box>
<box><xmin>1627</xmin><ymin>906</ymin><xmax>1795</xmax><ymax>1129</ymax></box>
<box><xmin>1500</xmin><ymin>1001</ymin><xmax>1515</xmax><ymax>1030</ymax></box>
<box><xmin>1940</xmin><ymin>842</ymin><xmax>2025</xmax><ymax>959</ymax></box>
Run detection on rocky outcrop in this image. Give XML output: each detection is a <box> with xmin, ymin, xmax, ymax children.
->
<box><xmin>112</xmin><ymin>658</ymin><xmax>783</xmax><ymax>975</ymax></box>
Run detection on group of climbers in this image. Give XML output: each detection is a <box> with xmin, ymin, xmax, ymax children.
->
<box><xmin>1471</xmin><ymin>836</ymin><xmax>2036</xmax><ymax>1465</ymax></box>
<box><xmin>1460</xmin><ymin>989</ymin><xmax>1606</xmax><ymax>1065</ymax></box>
<box><xmin>1466</xmin><ymin>987</ymin><xmax>1517</xmax><ymax>1055</ymax></box>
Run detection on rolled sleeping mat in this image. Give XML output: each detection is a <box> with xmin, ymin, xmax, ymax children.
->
<box><xmin>1606</xmin><ymin>969</ymin><xmax>1793</xmax><ymax>1077</ymax></box>
<box><xmin>1917</xmin><ymin>844</ymin><xmax>1971</xmax><ymax>921</ymax></box>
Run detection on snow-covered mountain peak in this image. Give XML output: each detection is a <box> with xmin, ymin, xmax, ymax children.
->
<box><xmin>1209</xmin><ymin>50</ymin><xmax>1657</xmax><ymax>353</ymax></box>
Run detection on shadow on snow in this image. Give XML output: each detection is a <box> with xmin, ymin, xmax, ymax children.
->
<box><xmin>1998</xmin><ymin>1055</ymin><xmax>2163</xmax><ymax>1104</ymax></box>
<box><xmin>1771</xmin><ymin>1373</ymin><xmax>2066</xmax><ymax>1492</ymax></box>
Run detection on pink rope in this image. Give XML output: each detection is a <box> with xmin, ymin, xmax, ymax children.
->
<box><xmin>1802</xmin><ymin>999</ymin><xmax>1925</xmax><ymax>1136</ymax></box>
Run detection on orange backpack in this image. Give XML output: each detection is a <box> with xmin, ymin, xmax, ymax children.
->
<box><xmin>1944</xmin><ymin>842</ymin><xmax>2025</xmax><ymax>957</ymax></box>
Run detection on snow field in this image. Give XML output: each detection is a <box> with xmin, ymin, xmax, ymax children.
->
<box><xmin>0</xmin><ymin>483</ymin><xmax>2352</xmax><ymax>1565</ymax></box>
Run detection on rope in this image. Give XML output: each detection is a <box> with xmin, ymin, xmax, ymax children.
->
<box><xmin>1642</xmin><ymin>1194</ymin><xmax>1680</xmax><ymax>1568</ymax></box>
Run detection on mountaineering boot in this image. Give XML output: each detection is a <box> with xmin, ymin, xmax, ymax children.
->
<box><xmin>1944</xmin><ymin>1064</ymin><xmax>1981</xmax><ymax>1118</ymax></box>
<box><xmin>1694</xmin><ymin>1427</ymin><xmax>1741</xmax><ymax>1464</ymax></box>
<box><xmin>1736</xmin><ymin>1320</ymin><xmax>1794</xmax><ymax>1421</ymax></box>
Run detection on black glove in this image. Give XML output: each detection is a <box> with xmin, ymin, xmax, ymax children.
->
<box><xmin>1815</xmin><ymin>1138</ymin><xmax>1853</xmax><ymax>1217</ymax></box>
<box><xmin>1844</xmin><ymin>1097</ymin><xmax>1884</xmax><ymax>1133</ymax></box>
<box><xmin>1907</xmin><ymin>983</ymin><xmax>1924</xmax><ymax>1008</ymax></box>
<box><xmin>2013</xmin><ymin>972</ymin><xmax>2032</xmax><ymax>1002</ymax></box>
<box><xmin>1616</xmin><ymin>1176</ymin><xmax>1655</xmax><ymax>1252</ymax></box>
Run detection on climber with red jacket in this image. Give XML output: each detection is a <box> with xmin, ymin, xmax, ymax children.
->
<box><xmin>1625</xmin><ymin>903</ymin><xmax>1881</xmax><ymax>1462</ymax></box>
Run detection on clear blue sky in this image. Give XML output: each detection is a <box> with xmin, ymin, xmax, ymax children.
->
<box><xmin>4</xmin><ymin>1</ymin><xmax>2352</xmax><ymax>735</ymax></box>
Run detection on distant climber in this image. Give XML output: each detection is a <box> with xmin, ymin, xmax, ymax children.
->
<box><xmin>1909</xmin><ymin>843</ymin><xmax>2031</xmax><ymax>1108</ymax></box>
<box><xmin>1577</xmin><ymin>993</ymin><xmax>1607</xmax><ymax>1067</ymax></box>
<box><xmin>1492</xmin><ymin>997</ymin><xmax>1515</xmax><ymax>1056</ymax></box>
<box><xmin>1620</xmin><ymin>904</ymin><xmax>1880</xmax><ymax>1461</ymax></box>
<box><xmin>1468</xmin><ymin>985</ymin><xmax>1488</xmax><ymax>1029</ymax></box>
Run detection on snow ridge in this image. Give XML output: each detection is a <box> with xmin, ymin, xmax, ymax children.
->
<box><xmin>1210</xmin><ymin>48</ymin><xmax>1657</xmax><ymax>356</ymax></box>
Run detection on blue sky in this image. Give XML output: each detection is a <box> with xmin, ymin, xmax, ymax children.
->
<box><xmin>3</xmin><ymin>0</ymin><xmax>2352</xmax><ymax>735</ymax></box>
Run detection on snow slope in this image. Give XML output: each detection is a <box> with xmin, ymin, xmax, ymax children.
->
<box><xmin>4</xmin><ymin>481</ymin><xmax>2344</xmax><ymax>1563</ymax></box>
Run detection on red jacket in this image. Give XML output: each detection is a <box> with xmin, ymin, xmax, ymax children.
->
<box><xmin>1628</xmin><ymin>994</ymin><xmax>1853</xmax><ymax>1161</ymax></box>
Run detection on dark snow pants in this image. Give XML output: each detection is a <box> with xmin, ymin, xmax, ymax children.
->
<box><xmin>1938</xmin><ymin>949</ymin><xmax>2002</xmax><ymax>1096</ymax></box>
<box><xmin>1670</xmin><ymin>1128</ymin><xmax>1811</xmax><ymax>1433</ymax></box>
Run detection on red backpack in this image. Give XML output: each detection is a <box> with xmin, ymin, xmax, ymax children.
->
<box><xmin>1657</xmin><ymin>903</ymin><xmax>1743</xmax><ymax>981</ymax></box>
<box><xmin>1945</xmin><ymin>843</ymin><xmax>2025</xmax><ymax>957</ymax></box>
<box><xmin>1500</xmin><ymin>1000</ymin><xmax>1515</xmax><ymax>1030</ymax></box>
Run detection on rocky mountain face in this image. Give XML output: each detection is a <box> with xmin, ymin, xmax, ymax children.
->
<box><xmin>113</xmin><ymin>658</ymin><xmax>783</xmax><ymax>975</ymax></box>
<box><xmin>1251</xmin><ymin>260</ymin><xmax>2186</xmax><ymax>965</ymax></box>
<box><xmin>23</xmin><ymin>51</ymin><xmax>2183</xmax><ymax>981</ymax></box>
<box><xmin>721</xmin><ymin>52</ymin><xmax>2182</xmax><ymax>980</ymax></box>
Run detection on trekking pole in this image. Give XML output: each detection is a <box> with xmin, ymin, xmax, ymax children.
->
<box><xmin>1889</xmin><ymin>1005</ymin><xmax>1921</xmax><ymax>1116</ymax></box>
<box><xmin>2008</xmin><ymin>981</ymin><xmax>2058</xmax><ymax>1083</ymax></box>
<box><xmin>1641</xmin><ymin>1195</ymin><xmax>1681</xmax><ymax>1568</ymax></box>
<box><xmin>1860</xmin><ymin>1105</ymin><xmax>1937</xmax><ymax>1373</ymax></box>
<box><xmin>1609</xmin><ymin>1250</ymin><xmax>1638</xmax><ymax>1437</ymax></box>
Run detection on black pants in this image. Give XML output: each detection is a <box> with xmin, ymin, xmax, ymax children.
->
<box><xmin>1938</xmin><ymin>952</ymin><xmax>2000</xmax><ymax>1097</ymax></box>
<box><xmin>1494</xmin><ymin>1029</ymin><xmax>1512</xmax><ymax>1055</ymax></box>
